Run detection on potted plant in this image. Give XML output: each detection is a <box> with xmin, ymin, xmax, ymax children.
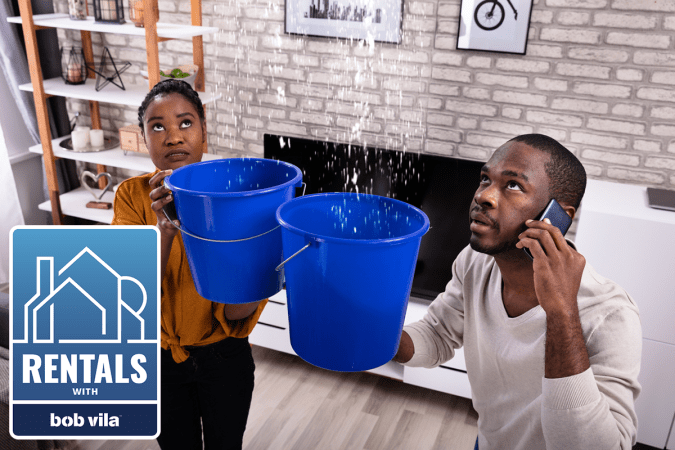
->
<box><xmin>140</xmin><ymin>64</ymin><xmax>199</xmax><ymax>87</ymax></box>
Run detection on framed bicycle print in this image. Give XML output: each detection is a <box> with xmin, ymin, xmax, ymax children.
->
<box><xmin>456</xmin><ymin>0</ymin><xmax>534</xmax><ymax>54</ymax></box>
<box><xmin>285</xmin><ymin>0</ymin><xmax>403</xmax><ymax>44</ymax></box>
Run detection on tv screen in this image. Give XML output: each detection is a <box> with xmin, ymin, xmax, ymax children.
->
<box><xmin>264</xmin><ymin>134</ymin><xmax>485</xmax><ymax>301</ymax></box>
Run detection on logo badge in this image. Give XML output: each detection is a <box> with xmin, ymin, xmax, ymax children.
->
<box><xmin>10</xmin><ymin>226</ymin><xmax>160</xmax><ymax>439</ymax></box>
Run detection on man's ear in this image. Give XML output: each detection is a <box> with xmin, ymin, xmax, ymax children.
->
<box><xmin>562</xmin><ymin>204</ymin><xmax>576</xmax><ymax>221</ymax></box>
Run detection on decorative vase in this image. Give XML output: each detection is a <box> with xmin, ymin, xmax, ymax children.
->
<box><xmin>129</xmin><ymin>0</ymin><xmax>159</xmax><ymax>28</ymax></box>
<box><xmin>67</xmin><ymin>0</ymin><xmax>87</xmax><ymax>20</ymax></box>
<box><xmin>129</xmin><ymin>0</ymin><xmax>144</xmax><ymax>27</ymax></box>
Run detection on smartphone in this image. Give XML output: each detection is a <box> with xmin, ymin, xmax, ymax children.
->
<box><xmin>523</xmin><ymin>198</ymin><xmax>572</xmax><ymax>261</ymax></box>
<box><xmin>161</xmin><ymin>179</ymin><xmax>178</xmax><ymax>223</ymax></box>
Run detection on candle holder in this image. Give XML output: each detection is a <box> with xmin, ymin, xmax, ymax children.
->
<box><xmin>93</xmin><ymin>0</ymin><xmax>125</xmax><ymax>24</ymax></box>
<box><xmin>60</xmin><ymin>46</ymin><xmax>87</xmax><ymax>85</ymax></box>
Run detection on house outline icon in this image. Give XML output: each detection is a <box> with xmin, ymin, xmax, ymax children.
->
<box><xmin>14</xmin><ymin>247</ymin><xmax>156</xmax><ymax>345</ymax></box>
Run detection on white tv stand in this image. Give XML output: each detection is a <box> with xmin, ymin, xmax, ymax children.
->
<box><xmin>248</xmin><ymin>291</ymin><xmax>472</xmax><ymax>400</ymax></box>
<box><xmin>575</xmin><ymin>179</ymin><xmax>675</xmax><ymax>449</ymax></box>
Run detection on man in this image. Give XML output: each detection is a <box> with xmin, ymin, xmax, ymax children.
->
<box><xmin>394</xmin><ymin>134</ymin><xmax>641</xmax><ymax>450</ymax></box>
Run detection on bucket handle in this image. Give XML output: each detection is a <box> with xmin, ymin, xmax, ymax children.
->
<box><xmin>275</xmin><ymin>242</ymin><xmax>311</xmax><ymax>272</ymax></box>
<box><xmin>160</xmin><ymin>182</ymin><xmax>307</xmax><ymax>244</ymax></box>
<box><xmin>162</xmin><ymin>209</ymin><xmax>282</xmax><ymax>243</ymax></box>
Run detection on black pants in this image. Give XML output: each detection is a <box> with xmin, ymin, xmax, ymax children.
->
<box><xmin>157</xmin><ymin>337</ymin><xmax>255</xmax><ymax>450</ymax></box>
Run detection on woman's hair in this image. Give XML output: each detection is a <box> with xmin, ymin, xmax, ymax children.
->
<box><xmin>137</xmin><ymin>79</ymin><xmax>205</xmax><ymax>129</ymax></box>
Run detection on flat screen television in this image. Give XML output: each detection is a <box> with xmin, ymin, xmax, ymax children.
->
<box><xmin>264</xmin><ymin>134</ymin><xmax>485</xmax><ymax>301</ymax></box>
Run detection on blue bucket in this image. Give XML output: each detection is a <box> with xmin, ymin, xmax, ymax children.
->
<box><xmin>276</xmin><ymin>193</ymin><xmax>430</xmax><ymax>372</ymax></box>
<box><xmin>164</xmin><ymin>158</ymin><xmax>302</xmax><ymax>304</ymax></box>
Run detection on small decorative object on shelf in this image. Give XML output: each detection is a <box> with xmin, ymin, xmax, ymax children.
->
<box><xmin>61</xmin><ymin>129</ymin><xmax>120</xmax><ymax>152</ymax></box>
<box><xmin>67</xmin><ymin>0</ymin><xmax>87</xmax><ymax>20</ymax></box>
<box><xmin>60</xmin><ymin>46</ymin><xmax>87</xmax><ymax>85</ymax></box>
<box><xmin>129</xmin><ymin>0</ymin><xmax>159</xmax><ymax>27</ymax></box>
<box><xmin>160</xmin><ymin>64</ymin><xmax>199</xmax><ymax>83</ymax></box>
<box><xmin>90</xmin><ymin>46</ymin><xmax>131</xmax><ymax>91</ymax></box>
<box><xmin>71</xmin><ymin>129</ymin><xmax>89</xmax><ymax>150</ymax></box>
<box><xmin>141</xmin><ymin>64</ymin><xmax>199</xmax><ymax>88</ymax></box>
<box><xmin>81</xmin><ymin>170</ymin><xmax>113</xmax><ymax>209</ymax></box>
<box><xmin>129</xmin><ymin>0</ymin><xmax>145</xmax><ymax>27</ymax></box>
<box><xmin>119</xmin><ymin>124</ymin><xmax>149</xmax><ymax>154</ymax></box>
<box><xmin>93</xmin><ymin>0</ymin><xmax>125</xmax><ymax>24</ymax></box>
<box><xmin>90</xmin><ymin>129</ymin><xmax>105</xmax><ymax>149</ymax></box>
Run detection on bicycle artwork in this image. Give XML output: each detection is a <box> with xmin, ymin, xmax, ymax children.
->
<box><xmin>474</xmin><ymin>0</ymin><xmax>518</xmax><ymax>31</ymax></box>
<box><xmin>457</xmin><ymin>0</ymin><xmax>533</xmax><ymax>54</ymax></box>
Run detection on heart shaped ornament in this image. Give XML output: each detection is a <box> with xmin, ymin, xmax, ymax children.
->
<box><xmin>80</xmin><ymin>170</ymin><xmax>113</xmax><ymax>201</ymax></box>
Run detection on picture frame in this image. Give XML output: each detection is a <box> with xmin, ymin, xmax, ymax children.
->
<box><xmin>456</xmin><ymin>0</ymin><xmax>534</xmax><ymax>55</ymax></box>
<box><xmin>285</xmin><ymin>0</ymin><xmax>403</xmax><ymax>44</ymax></box>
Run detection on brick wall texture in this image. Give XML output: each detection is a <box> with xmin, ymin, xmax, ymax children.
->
<box><xmin>58</xmin><ymin>0</ymin><xmax>675</xmax><ymax>188</ymax></box>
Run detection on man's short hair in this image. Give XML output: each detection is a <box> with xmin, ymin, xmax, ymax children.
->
<box><xmin>509</xmin><ymin>134</ymin><xmax>587</xmax><ymax>210</ymax></box>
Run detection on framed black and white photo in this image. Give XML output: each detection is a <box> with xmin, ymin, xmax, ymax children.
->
<box><xmin>457</xmin><ymin>0</ymin><xmax>534</xmax><ymax>54</ymax></box>
<box><xmin>285</xmin><ymin>0</ymin><xmax>403</xmax><ymax>44</ymax></box>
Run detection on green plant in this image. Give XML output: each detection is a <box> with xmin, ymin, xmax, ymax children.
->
<box><xmin>159</xmin><ymin>68</ymin><xmax>190</xmax><ymax>79</ymax></box>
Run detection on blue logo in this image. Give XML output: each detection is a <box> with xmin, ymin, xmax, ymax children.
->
<box><xmin>10</xmin><ymin>226</ymin><xmax>160</xmax><ymax>439</ymax></box>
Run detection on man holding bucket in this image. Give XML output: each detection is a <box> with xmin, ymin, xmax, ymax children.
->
<box><xmin>394</xmin><ymin>134</ymin><xmax>641</xmax><ymax>450</ymax></box>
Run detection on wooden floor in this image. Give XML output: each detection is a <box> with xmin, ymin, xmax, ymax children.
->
<box><xmin>73</xmin><ymin>345</ymin><xmax>478</xmax><ymax>450</ymax></box>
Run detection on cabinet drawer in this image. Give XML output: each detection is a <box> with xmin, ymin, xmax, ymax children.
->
<box><xmin>368</xmin><ymin>360</ymin><xmax>404</xmax><ymax>380</ymax></box>
<box><xmin>249</xmin><ymin>322</ymin><xmax>294</xmax><ymax>355</ymax></box>
<box><xmin>258</xmin><ymin>299</ymin><xmax>289</xmax><ymax>329</ymax></box>
<box><xmin>635</xmin><ymin>339</ymin><xmax>675</xmax><ymax>448</ymax></box>
<box><xmin>403</xmin><ymin>365</ymin><xmax>472</xmax><ymax>399</ymax></box>
<box><xmin>441</xmin><ymin>346</ymin><xmax>467</xmax><ymax>372</ymax></box>
<box><xmin>268</xmin><ymin>290</ymin><xmax>287</xmax><ymax>305</ymax></box>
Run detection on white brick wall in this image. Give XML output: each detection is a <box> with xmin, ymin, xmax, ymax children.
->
<box><xmin>61</xmin><ymin>0</ymin><xmax>675</xmax><ymax>189</ymax></box>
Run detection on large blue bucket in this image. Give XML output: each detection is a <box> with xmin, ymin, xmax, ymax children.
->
<box><xmin>276</xmin><ymin>193</ymin><xmax>430</xmax><ymax>372</ymax></box>
<box><xmin>164</xmin><ymin>158</ymin><xmax>302</xmax><ymax>304</ymax></box>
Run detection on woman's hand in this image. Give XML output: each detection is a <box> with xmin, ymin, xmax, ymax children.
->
<box><xmin>149</xmin><ymin>169</ymin><xmax>179</xmax><ymax>239</ymax></box>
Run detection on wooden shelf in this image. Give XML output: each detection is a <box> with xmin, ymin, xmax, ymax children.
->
<box><xmin>19</xmin><ymin>78</ymin><xmax>221</xmax><ymax>107</ymax></box>
<box><xmin>38</xmin><ymin>186</ymin><xmax>116</xmax><ymax>223</ymax></box>
<box><xmin>14</xmin><ymin>0</ymin><xmax>211</xmax><ymax>225</ymax></box>
<box><xmin>29</xmin><ymin>135</ymin><xmax>223</xmax><ymax>172</ymax></box>
<box><xmin>7</xmin><ymin>13</ymin><xmax>218</xmax><ymax>39</ymax></box>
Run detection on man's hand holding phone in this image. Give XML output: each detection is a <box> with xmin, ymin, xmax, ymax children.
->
<box><xmin>517</xmin><ymin>199</ymin><xmax>590</xmax><ymax>379</ymax></box>
<box><xmin>522</xmin><ymin>199</ymin><xmax>572</xmax><ymax>261</ymax></box>
<box><xmin>516</xmin><ymin>201</ymin><xmax>585</xmax><ymax>316</ymax></box>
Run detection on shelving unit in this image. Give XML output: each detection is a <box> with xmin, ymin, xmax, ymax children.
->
<box><xmin>18</xmin><ymin>77</ymin><xmax>221</xmax><ymax>107</ymax></box>
<box><xmin>28</xmin><ymin>135</ymin><xmax>223</xmax><ymax>223</ymax></box>
<box><xmin>37</xmin><ymin>186</ymin><xmax>117</xmax><ymax>223</ymax></box>
<box><xmin>7</xmin><ymin>13</ymin><xmax>218</xmax><ymax>39</ymax></box>
<box><xmin>28</xmin><ymin>135</ymin><xmax>222</xmax><ymax>172</ymax></box>
<box><xmin>10</xmin><ymin>2</ymin><xmax>220</xmax><ymax>224</ymax></box>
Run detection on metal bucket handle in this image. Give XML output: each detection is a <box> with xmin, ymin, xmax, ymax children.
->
<box><xmin>275</xmin><ymin>242</ymin><xmax>310</xmax><ymax>272</ymax></box>
<box><xmin>275</xmin><ymin>233</ymin><xmax>326</xmax><ymax>272</ymax></box>
<box><xmin>161</xmin><ymin>180</ymin><xmax>306</xmax><ymax>244</ymax></box>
